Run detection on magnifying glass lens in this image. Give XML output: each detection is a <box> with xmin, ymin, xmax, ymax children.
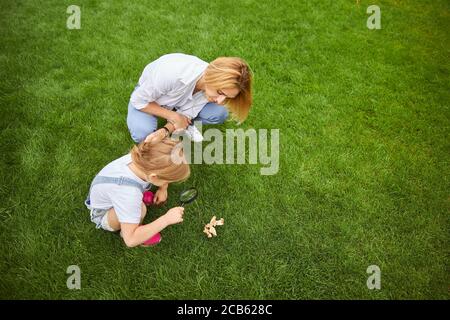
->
<box><xmin>179</xmin><ymin>188</ymin><xmax>198</xmax><ymax>206</ymax></box>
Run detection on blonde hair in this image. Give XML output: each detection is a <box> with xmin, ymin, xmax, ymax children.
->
<box><xmin>130</xmin><ymin>138</ymin><xmax>190</xmax><ymax>183</ymax></box>
<box><xmin>204</xmin><ymin>57</ymin><xmax>253</xmax><ymax>122</ymax></box>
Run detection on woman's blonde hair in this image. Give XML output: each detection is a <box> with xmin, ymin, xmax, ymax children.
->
<box><xmin>204</xmin><ymin>57</ymin><xmax>253</xmax><ymax>122</ymax></box>
<box><xmin>130</xmin><ymin>138</ymin><xmax>190</xmax><ymax>183</ymax></box>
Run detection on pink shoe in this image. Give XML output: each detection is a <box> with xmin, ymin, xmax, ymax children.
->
<box><xmin>141</xmin><ymin>232</ymin><xmax>162</xmax><ymax>247</ymax></box>
<box><xmin>142</xmin><ymin>191</ymin><xmax>154</xmax><ymax>205</ymax></box>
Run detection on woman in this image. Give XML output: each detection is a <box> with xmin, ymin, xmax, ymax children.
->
<box><xmin>127</xmin><ymin>53</ymin><xmax>253</xmax><ymax>143</ymax></box>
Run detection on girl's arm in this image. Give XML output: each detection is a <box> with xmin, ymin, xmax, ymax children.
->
<box><xmin>120</xmin><ymin>207</ymin><xmax>184</xmax><ymax>248</ymax></box>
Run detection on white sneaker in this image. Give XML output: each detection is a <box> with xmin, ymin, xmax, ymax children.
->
<box><xmin>185</xmin><ymin>124</ymin><xmax>204</xmax><ymax>142</ymax></box>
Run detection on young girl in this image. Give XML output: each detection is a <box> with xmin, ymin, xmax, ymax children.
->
<box><xmin>127</xmin><ymin>53</ymin><xmax>253</xmax><ymax>143</ymax></box>
<box><xmin>85</xmin><ymin>138</ymin><xmax>190</xmax><ymax>247</ymax></box>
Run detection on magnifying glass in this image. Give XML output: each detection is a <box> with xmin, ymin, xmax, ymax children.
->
<box><xmin>179</xmin><ymin>187</ymin><xmax>198</xmax><ymax>207</ymax></box>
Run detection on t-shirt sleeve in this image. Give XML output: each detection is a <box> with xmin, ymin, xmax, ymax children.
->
<box><xmin>110</xmin><ymin>187</ymin><xmax>143</xmax><ymax>224</ymax></box>
<box><xmin>130</xmin><ymin>78</ymin><xmax>166</xmax><ymax>110</ymax></box>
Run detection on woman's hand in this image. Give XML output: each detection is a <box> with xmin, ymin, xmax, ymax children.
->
<box><xmin>170</xmin><ymin>112</ymin><xmax>191</xmax><ymax>130</ymax></box>
<box><xmin>153</xmin><ymin>185</ymin><xmax>168</xmax><ymax>205</ymax></box>
<box><xmin>163</xmin><ymin>207</ymin><xmax>185</xmax><ymax>225</ymax></box>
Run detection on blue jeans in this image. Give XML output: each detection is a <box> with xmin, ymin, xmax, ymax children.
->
<box><xmin>127</xmin><ymin>96</ymin><xmax>229</xmax><ymax>143</ymax></box>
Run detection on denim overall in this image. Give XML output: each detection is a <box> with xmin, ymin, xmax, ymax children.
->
<box><xmin>85</xmin><ymin>176</ymin><xmax>150</xmax><ymax>229</ymax></box>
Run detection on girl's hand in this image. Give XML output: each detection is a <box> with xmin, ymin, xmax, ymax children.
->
<box><xmin>163</xmin><ymin>207</ymin><xmax>184</xmax><ymax>225</ymax></box>
<box><xmin>154</xmin><ymin>187</ymin><xmax>168</xmax><ymax>205</ymax></box>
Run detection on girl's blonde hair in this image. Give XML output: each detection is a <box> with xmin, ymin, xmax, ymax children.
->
<box><xmin>130</xmin><ymin>138</ymin><xmax>190</xmax><ymax>183</ymax></box>
<box><xmin>204</xmin><ymin>57</ymin><xmax>253</xmax><ymax>122</ymax></box>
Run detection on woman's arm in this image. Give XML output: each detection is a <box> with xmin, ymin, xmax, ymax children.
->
<box><xmin>140</xmin><ymin>102</ymin><xmax>191</xmax><ymax>129</ymax></box>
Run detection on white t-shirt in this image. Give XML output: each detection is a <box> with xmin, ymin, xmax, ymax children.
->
<box><xmin>130</xmin><ymin>53</ymin><xmax>209</xmax><ymax>119</ymax></box>
<box><xmin>89</xmin><ymin>154</ymin><xmax>150</xmax><ymax>224</ymax></box>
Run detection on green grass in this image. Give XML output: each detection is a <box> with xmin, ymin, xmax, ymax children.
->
<box><xmin>0</xmin><ymin>0</ymin><xmax>449</xmax><ymax>299</ymax></box>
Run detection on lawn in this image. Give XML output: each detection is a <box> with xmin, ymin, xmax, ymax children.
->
<box><xmin>0</xmin><ymin>0</ymin><xmax>448</xmax><ymax>299</ymax></box>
